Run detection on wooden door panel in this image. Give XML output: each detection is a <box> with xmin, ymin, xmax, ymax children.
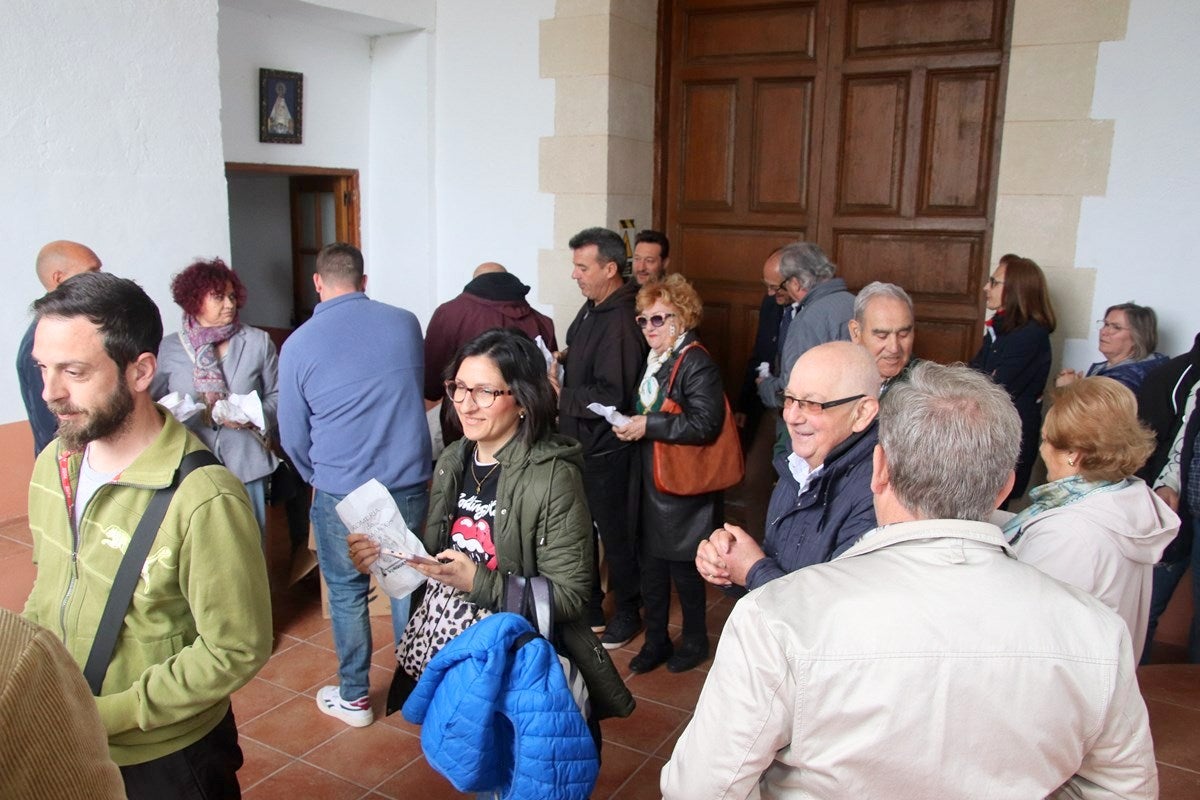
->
<box><xmin>918</xmin><ymin>69</ymin><xmax>999</xmax><ymax>215</ymax></box>
<box><xmin>836</xmin><ymin>74</ymin><xmax>909</xmax><ymax>214</ymax></box>
<box><xmin>683</xmin><ymin>3</ymin><xmax>818</xmax><ymax>63</ymax></box>
<box><xmin>833</xmin><ymin>229</ymin><xmax>983</xmax><ymax>300</ymax></box>
<box><xmin>679</xmin><ymin>82</ymin><xmax>738</xmax><ymax>209</ymax></box>
<box><xmin>910</xmin><ymin>319</ymin><xmax>981</xmax><ymax>365</ymax></box>
<box><xmin>846</xmin><ymin>0</ymin><xmax>1004</xmax><ymax>56</ymax></box>
<box><xmin>750</xmin><ymin>79</ymin><xmax>814</xmax><ymax>212</ymax></box>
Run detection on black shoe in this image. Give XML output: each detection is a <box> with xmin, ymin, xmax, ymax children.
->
<box><xmin>599</xmin><ymin>612</ymin><xmax>642</xmax><ymax>650</ymax></box>
<box><xmin>629</xmin><ymin>643</ymin><xmax>672</xmax><ymax>673</ymax></box>
<box><xmin>587</xmin><ymin>606</ymin><xmax>607</xmax><ymax>635</ymax></box>
<box><xmin>666</xmin><ymin>639</ymin><xmax>709</xmax><ymax>673</ymax></box>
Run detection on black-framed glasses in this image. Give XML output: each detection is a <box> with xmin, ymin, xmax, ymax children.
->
<box><xmin>987</xmin><ymin>276</ymin><xmax>1005</xmax><ymax>288</ymax></box>
<box><xmin>781</xmin><ymin>393</ymin><xmax>865</xmax><ymax>415</ymax></box>
<box><xmin>636</xmin><ymin>312</ymin><xmax>675</xmax><ymax>329</ymax></box>
<box><xmin>444</xmin><ymin>381</ymin><xmax>513</xmax><ymax>408</ymax></box>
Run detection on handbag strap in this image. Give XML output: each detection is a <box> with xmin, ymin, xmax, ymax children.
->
<box><xmin>662</xmin><ymin>342</ymin><xmax>704</xmax><ymax>394</ymax></box>
<box><xmin>502</xmin><ymin>573</ymin><xmax>555</xmax><ymax>641</ymax></box>
<box><xmin>83</xmin><ymin>449</ymin><xmax>220</xmax><ymax>695</ymax></box>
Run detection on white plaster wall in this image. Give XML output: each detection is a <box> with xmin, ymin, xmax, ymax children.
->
<box><xmin>365</xmin><ymin>30</ymin><xmax>437</xmax><ymax>320</ymax></box>
<box><xmin>0</xmin><ymin>0</ymin><xmax>230</xmax><ymax>424</ymax></box>
<box><xmin>431</xmin><ymin>0</ymin><xmax>556</xmax><ymax>318</ymax></box>
<box><xmin>227</xmin><ymin>175</ymin><xmax>294</xmax><ymax>327</ymax></box>
<box><xmin>219</xmin><ymin>5</ymin><xmax>372</xmax><ymax>171</ymax></box>
<box><xmin>1067</xmin><ymin>0</ymin><xmax>1200</xmax><ymax>368</ymax></box>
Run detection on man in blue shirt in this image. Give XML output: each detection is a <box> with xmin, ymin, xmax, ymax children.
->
<box><xmin>278</xmin><ymin>242</ymin><xmax>431</xmax><ymax>728</ymax></box>
<box><xmin>17</xmin><ymin>240</ymin><xmax>102</xmax><ymax>455</ymax></box>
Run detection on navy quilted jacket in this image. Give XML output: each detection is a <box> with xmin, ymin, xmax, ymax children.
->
<box><xmin>402</xmin><ymin>612</ymin><xmax>598</xmax><ymax>799</ymax></box>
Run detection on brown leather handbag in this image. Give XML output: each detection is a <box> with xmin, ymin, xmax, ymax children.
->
<box><xmin>652</xmin><ymin>343</ymin><xmax>745</xmax><ymax>496</ymax></box>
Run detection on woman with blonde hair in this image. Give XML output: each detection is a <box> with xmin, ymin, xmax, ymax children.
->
<box><xmin>1001</xmin><ymin>376</ymin><xmax>1180</xmax><ymax>654</ymax></box>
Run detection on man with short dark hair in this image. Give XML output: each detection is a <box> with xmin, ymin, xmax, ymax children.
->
<box><xmin>279</xmin><ymin>242</ymin><xmax>431</xmax><ymax>728</ymax></box>
<box><xmin>18</xmin><ymin>239</ymin><xmax>102</xmax><ymax>455</ymax></box>
<box><xmin>849</xmin><ymin>280</ymin><xmax>919</xmax><ymax>393</ymax></box>
<box><xmin>667</xmin><ymin>362</ymin><xmax>1157</xmax><ymax>799</ymax></box>
<box><xmin>553</xmin><ymin>227</ymin><xmax>648</xmax><ymax>647</ymax></box>
<box><xmin>25</xmin><ymin>271</ymin><xmax>271</xmax><ymax>799</ymax></box>
<box><xmin>632</xmin><ymin>229</ymin><xmax>670</xmax><ymax>285</ymax></box>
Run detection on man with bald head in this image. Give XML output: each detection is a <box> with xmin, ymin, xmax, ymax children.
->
<box><xmin>734</xmin><ymin>248</ymin><xmax>788</xmax><ymax>446</ymax></box>
<box><xmin>697</xmin><ymin>341</ymin><xmax>880</xmax><ymax>591</ymax></box>
<box><xmin>19</xmin><ymin>240</ymin><xmax>102</xmax><ymax>454</ymax></box>
<box><xmin>423</xmin><ymin>261</ymin><xmax>556</xmax><ymax>444</ymax></box>
<box><xmin>849</xmin><ymin>280</ymin><xmax>920</xmax><ymax>394</ymax></box>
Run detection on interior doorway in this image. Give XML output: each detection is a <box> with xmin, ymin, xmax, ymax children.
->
<box><xmin>224</xmin><ymin>162</ymin><xmax>361</xmax><ymax>339</ymax></box>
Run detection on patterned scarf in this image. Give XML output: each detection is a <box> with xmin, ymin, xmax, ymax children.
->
<box><xmin>1001</xmin><ymin>474</ymin><xmax>1129</xmax><ymax>545</ymax></box>
<box><xmin>182</xmin><ymin>313</ymin><xmax>239</xmax><ymax>405</ymax></box>
<box><xmin>638</xmin><ymin>332</ymin><xmax>689</xmax><ymax>412</ymax></box>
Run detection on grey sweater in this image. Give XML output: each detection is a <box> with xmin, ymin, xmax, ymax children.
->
<box><xmin>757</xmin><ymin>277</ymin><xmax>855</xmax><ymax>407</ymax></box>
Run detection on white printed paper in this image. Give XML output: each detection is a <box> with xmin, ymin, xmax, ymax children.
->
<box><xmin>335</xmin><ymin>479</ymin><xmax>430</xmax><ymax>600</ymax></box>
<box><xmin>536</xmin><ymin>335</ymin><xmax>565</xmax><ymax>387</ymax></box>
<box><xmin>756</xmin><ymin>361</ymin><xmax>771</xmax><ymax>379</ymax></box>
<box><xmin>158</xmin><ymin>391</ymin><xmax>205</xmax><ymax>423</ymax></box>
<box><xmin>587</xmin><ymin>401</ymin><xmax>632</xmax><ymax>428</ymax></box>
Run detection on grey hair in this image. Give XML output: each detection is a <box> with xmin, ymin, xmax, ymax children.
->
<box><xmin>854</xmin><ymin>281</ymin><xmax>913</xmax><ymax>326</ymax></box>
<box><xmin>1104</xmin><ymin>302</ymin><xmax>1158</xmax><ymax>360</ymax></box>
<box><xmin>879</xmin><ymin>362</ymin><xmax>1020</xmax><ymax>521</ymax></box>
<box><xmin>778</xmin><ymin>242</ymin><xmax>836</xmax><ymax>290</ymax></box>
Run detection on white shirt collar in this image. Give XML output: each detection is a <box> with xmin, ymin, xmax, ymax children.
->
<box><xmin>786</xmin><ymin>452</ymin><xmax>823</xmax><ymax>495</ymax></box>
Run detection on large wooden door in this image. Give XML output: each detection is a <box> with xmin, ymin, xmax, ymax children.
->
<box><xmin>657</xmin><ymin>0</ymin><xmax>1011</xmax><ymax>389</ymax></box>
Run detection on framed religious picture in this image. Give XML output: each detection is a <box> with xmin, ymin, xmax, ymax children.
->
<box><xmin>259</xmin><ymin>69</ymin><xmax>303</xmax><ymax>144</ymax></box>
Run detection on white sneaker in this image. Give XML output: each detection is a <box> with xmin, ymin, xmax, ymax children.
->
<box><xmin>316</xmin><ymin>685</ymin><xmax>373</xmax><ymax>728</ymax></box>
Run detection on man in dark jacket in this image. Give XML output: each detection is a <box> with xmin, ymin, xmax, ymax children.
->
<box><xmin>552</xmin><ymin>227</ymin><xmax>648</xmax><ymax>647</ymax></box>
<box><xmin>424</xmin><ymin>262</ymin><xmax>557</xmax><ymax>444</ymax></box>
<box><xmin>734</xmin><ymin>247</ymin><xmax>787</xmax><ymax>451</ymax></box>
<box><xmin>17</xmin><ymin>240</ymin><xmax>102</xmax><ymax>455</ymax></box>
<box><xmin>1136</xmin><ymin>331</ymin><xmax>1200</xmax><ymax>663</ymax></box>
<box><xmin>696</xmin><ymin>342</ymin><xmax>879</xmax><ymax>592</ymax></box>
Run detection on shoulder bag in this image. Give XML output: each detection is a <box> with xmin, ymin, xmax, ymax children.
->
<box><xmin>652</xmin><ymin>343</ymin><xmax>745</xmax><ymax>496</ymax></box>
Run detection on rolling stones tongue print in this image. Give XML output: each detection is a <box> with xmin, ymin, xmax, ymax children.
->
<box><xmin>451</xmin><ymin>491</ymin><xmax>498</xmax><ymax>570</ymax></box>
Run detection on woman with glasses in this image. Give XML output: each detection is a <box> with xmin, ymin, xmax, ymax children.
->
<box><xmin>1001</xmin><ymin>377</ymin><xmax>1178</xmax><ymax>656</ymax></box>
<box><xmin>152</xmin><ymin>258</ymin><xmax>279</xmax><ymax>538</ymax></box>
<box><xmin>612</xmin><ymin>274</ymin><xmax>726</xmax><ymax>673</ymax></box>
<box><xmin>971</xmin><ymin>254</ymin><xmax>1057</xmax><ymax>504</ymax></box>
<box><xmin>1055</xmin><ymin>302</ymin><xmax>1167</xmax><ymax>392</ymax></box>
<box><xmin>347</xmin><ymin>329</ymin><xmax>631</xmax><ymax>729</ymax></box>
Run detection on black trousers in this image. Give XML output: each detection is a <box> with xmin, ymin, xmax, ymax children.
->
<box><xmin>583</xmin><ymin>448</ymin><xmax>642</xmax><ymax>618</ymax></box>
<box><xmin>642</xmin><ymin>554</ymin><xmax>707</xmax><ymax>648</ymax></box>
<box><xmin>120</xmin><ymin>707</ymin><xmax>242</xmax><ymax>800</ymax></box>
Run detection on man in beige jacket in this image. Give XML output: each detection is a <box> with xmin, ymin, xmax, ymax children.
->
<box><xmin>663</xmin><ymin>362</ymin><xmax>1157</xmax><ymax>800</ymax></box>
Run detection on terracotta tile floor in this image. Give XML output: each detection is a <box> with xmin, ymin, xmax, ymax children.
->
<box><xmin>2</xmin><ymin>506</ymin><xmax>1197</xmax><ymax>798</ymax></box>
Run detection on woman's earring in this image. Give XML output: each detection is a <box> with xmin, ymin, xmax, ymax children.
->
<box><xmin>1067</xmin><ymin>456</ymin><xmax>1076</xmax><ymax>467</ymax></box>
<box><xmin>519</xmin><ymin>412</ymin><xmax>526</xmax><ymax>420</ymax></box>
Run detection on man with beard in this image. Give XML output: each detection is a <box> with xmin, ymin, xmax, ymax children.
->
<box><xmin>23</xmin><ymin>272</ymin><xmax>271</xmax><ymax>799</ymax></box>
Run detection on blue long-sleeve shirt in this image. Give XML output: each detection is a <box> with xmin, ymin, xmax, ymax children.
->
<box><xmin>278</xmin><ymin>292</ymin><xmax>431</xmax><ymax>495</ymax></box>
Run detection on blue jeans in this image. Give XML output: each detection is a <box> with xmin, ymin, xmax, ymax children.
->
<box><xmin>1141</xmin><ymin>515</ymin><xmax>1200</xmax><ymax>664</ymax></box>
<box><xmin>311</xmin><ymin>485</ymin><xmax>429</xmax><ymax>701</ymax></box>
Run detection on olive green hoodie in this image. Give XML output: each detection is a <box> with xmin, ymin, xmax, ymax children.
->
<box><xmin>24</xmin><ymin>411</ymin><xmax>272</xmax><ymax>766</ymax></box>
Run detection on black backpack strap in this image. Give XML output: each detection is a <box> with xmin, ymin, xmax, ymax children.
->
<box><xmin>83</xmin><ymin>449</ymin><xmax>220</xmax><ymax>695</ymax></box>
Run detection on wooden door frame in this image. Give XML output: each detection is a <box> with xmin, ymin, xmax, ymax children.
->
<box><xmin>224</xmin><ymin>162</ymin><xmax>361</xmax><ymax>247</ymax></box>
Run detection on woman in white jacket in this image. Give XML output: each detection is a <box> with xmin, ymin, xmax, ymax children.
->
<box><xmin>1002</xmin><ymin>376</ymin><xmax>1180</xmax><ymax>654</ymax></box>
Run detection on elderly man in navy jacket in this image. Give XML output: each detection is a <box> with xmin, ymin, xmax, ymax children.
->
<box><xmin>697</xmin><ymin>341</ymin><xmax>879</xmax><ymax>592</ymax></box>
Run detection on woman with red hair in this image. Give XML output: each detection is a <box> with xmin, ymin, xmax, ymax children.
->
<box><xmin>152</xmin><ymin>258</ymin><xmax>279</xmax><ymax>539</ymax></box>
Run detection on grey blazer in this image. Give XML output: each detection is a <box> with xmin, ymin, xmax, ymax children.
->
<box><xmin>152</xmin><ymin>325</ymin><xmax>280</xmax><ymax>483</ymax></box>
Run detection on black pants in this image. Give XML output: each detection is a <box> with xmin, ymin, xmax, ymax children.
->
<box><xmin>642</xmin><ymin>555</ymin><xmax>707</xmax><ymax>648</ymax></box>
<box><xmin>583</xmin><ymin>448</ymin><xmax>641</xmax><ymax>617</ymax></box>
<box><xmin>120</xmin><ymin>707</ymin><xmax>242</xmax><ymax>800</ymax></box>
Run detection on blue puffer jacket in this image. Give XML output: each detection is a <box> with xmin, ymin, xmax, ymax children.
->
<box><xmin>402</xmin><ymin>613</ymin><xmax>598</xmax><ymax>799</ymax></box>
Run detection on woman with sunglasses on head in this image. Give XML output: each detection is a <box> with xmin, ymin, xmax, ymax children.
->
<box><xmin>1055</xmin><ymin>302</ymin><xmax>1167</xmax><ymax>393</ymax></box>
<box><xmin>347</xmin><ymin>329</ymin><xmax>631</xmax><ymax>732</ymax></box>
<box><xmin>971</xmin><ymin>254</ymin><xmax>1057</xmax><ymax>505</ymax></box>
<box><xmin>612</xmin><ymin>274</ymin><xmax>725</xmax><ymax>673</ymax></box>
